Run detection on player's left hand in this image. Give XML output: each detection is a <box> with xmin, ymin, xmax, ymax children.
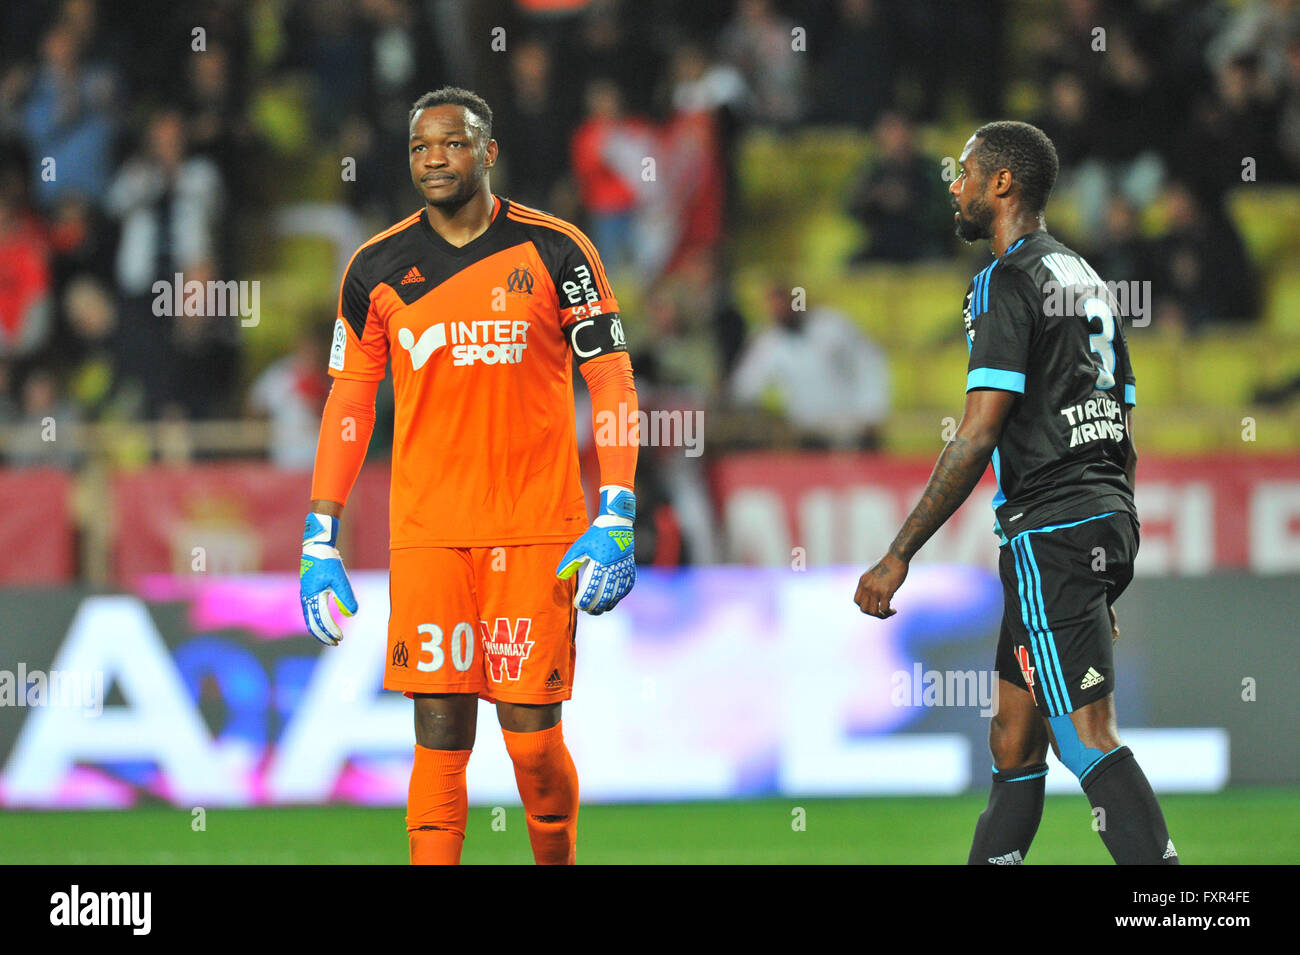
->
<box><xmin>1109</xmin><ymin>605</ymin><xmax>1120</xmax><ymax>644</ymax></box>
<box><xmin>855</xmin><ymin>553</ymin><xmax>908</xmax><ymax>619</ymax></box>
<box><xmin>557</xmin><ymin>486</ymin><xmax>636</xmax><ymax>615</ymax></box>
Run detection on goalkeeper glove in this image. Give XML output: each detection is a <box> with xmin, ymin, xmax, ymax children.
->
<box><xmin>300</xmin><ymin>512</ymin><xmax>358</xmax><ymax>646</ymax></box>
<box><xmin>556</xmin><ymin>485</ymin><xmax>636</xmax><ymax>615</ymax></box>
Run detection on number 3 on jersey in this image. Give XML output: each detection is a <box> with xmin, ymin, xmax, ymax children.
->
<box><xmin>1082</xmin><ymin>297</ymin><xmax>1116</xmax><ymax>390</ymax></box>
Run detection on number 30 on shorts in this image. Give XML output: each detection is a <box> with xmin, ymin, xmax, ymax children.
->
<box><xmin>415</xmin><ymin>622</ymin><xmax>475</xmax><ymax>672</ymax></box>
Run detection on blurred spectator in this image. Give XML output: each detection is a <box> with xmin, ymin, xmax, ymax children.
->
<box><xmin>657</xmin><ymin>87</ymin><xmax>728</xmax><ymax>279</ymax></box>
<box><xmin>1027</xmin><ymin>0</ymin><xmax>1107</xmax><ymax>85</ymax></box>
<box><xmin>343</xmin><ymin>0</ymin><xmax>445</xmax><ymax>221</ymax></box>
<box><xmin>666</xmin><ymin>40</ymin><xmax>748</xmax><ymax>123</ymax></box>
<box><xmin>730</xmin><ymin>283</ymin><xmax>889</xmax><ymax>449</ymax></box>
<box><xmin>46</xmin><ymin>193</ymin><xmax>114</xmax><ymax>288</ymax></box>
<box><xmin>0</xmin><ymin>191</ymin><xmax>52</xmax><ymax>361</ymax></box>
<box><xmin>18</xmin><ymin>17</ymin><xmax>118</xmax><ymax>209</ymax></box>
<box><xmin>185</xmin><ymin>42</ymin><xmax>243</xmax><ymax>161</ymax></box>
<box><xmin>362</xmin><ymin>0</ymin><xmax>423</xmax><ymax>110</ymax></box>
<box><xmin>1087</xmin><ymin>195</ymin><xmax>1154</xmax><ymax>289</ymax></box>
<box><xmin>665</xmin><ymin>41</ymin><xmax>746</xmax><ymax>237</ymax></box>
<box><xmin>182</xmin><ymin>38</ymin><xmax>259</xmax><ymax>227</ymax></box>
<box><xmin>847</xmin><ymin>112</ymin><xmax>951</xmax><ymax>263</ymax></box>
<box><xmin>247</xmin><ymin>332</ymin><xmax>331</xmax><ymax>469</ymax></box>
<box><xmin>495</xmin><ymin>38</ymin><xmax>573</xmax><ymax>209</ymax></box>
<box><xmin>570</xmin><ymin>79</ymin><xmax>655</xmax><ymax>271</ymax></box>
<box><xmin>815</xmin><ymin>0</ymin><xmax>893</xmax><ymax>127</ymax></box>
<box><xmin>106</xmin><ymin>110</ymin><xmax>224</xmax><ymax>300</ymax></box>
<box><xmin>717</xmin><ymin>0</ymin><xmax>807</xmax><ymax>126</ymax></box>
<box><xmin>105</xmin><ymin>109</ymin><xmax>230</xmax><ymax>418</ymax></box>
<box><xmin>1280</xmin><ymin>36</ymin><xmax>1300</xmax><ymax>175</ymax></box>
<box><xmin>568</xmin><ymin>1</ymin><xmax>661</xmax><ymax>114</ymax></box>
<box><xmin>892</xmin><ymin>0</ymin><xmax>1003</xmax><ymax>121</ymax></box>
<box><xmin>1074</xmin><ymin>27</ymin><xmax>1169</xmax><ymax>236</ymax></box>
<box><xmin>292</xmin><ymin>0</ymin><xmax>367</xmax><ymax>139</ymax></box>
<box><xmin>639</xmin><ymin>277</ymin><xmax>722</xmax><ymax>399</ymax></box>
<box><xmin>5</xmin><ymin>367</ymin><xmax>81</xmax><ymax>468</ymax></box>
<box><xmin>1189</xmin><ymin>54</ymin><xmax>1285</xmax><ymax>190</ymax></box>
<box><xmin>61</xmin><ymin>274</ymin><xmax>134</xmax><ymax>420</ymax></box>
<box><xmin>1034</xmin><ymin>72</ymin><xmax>1092</xmax><ymax>174</ymax></box>
<box><xmin>0</xmin><ymin>0</ymin><xmax>1287</xmax><ymax>474</ymax></box>
<box><xmin>1207</xmin><ymin>0</ymin><xmax>1300</xmax><ymax>83</ymax></box>
<box><xmin>0</xmin><ymin>360</ymin><xmax>16</xmax><ymax>420</ymax></box>
<box><xmin>1148</xmin><ymin>180</ymin><xmax>1258</xmax><ymax>332</ymax></box>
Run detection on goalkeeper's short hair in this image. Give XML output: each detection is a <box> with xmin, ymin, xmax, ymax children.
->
<box><xmin>409</xmin><ymin>87</ymin><xmax>494</xmax><ymax>141</ymax></box>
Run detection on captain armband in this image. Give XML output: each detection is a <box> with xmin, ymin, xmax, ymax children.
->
<box><xmin>564</xmin><ymin>313</ymin><xmax>628</xmax><ymax>364</ymax></box>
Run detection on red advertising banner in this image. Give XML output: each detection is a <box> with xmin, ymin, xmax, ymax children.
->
<box><xmin>110</xmin><ymin>464</ymin><xmax>392</xmax><ymax>583</ymax></box>
<box><xmin>0</xmin><ymin>468</ymin><xmax>74</xmax><ymax>584</ymax></box>
<box><xmin>711</xmin><ymin>453</ymin><xmax>1300</xmax><ymax>574</ymax></box>
<box><xmin>7</xmin><ymin>453</ymin><xmax>1295</xmax><ymax>584</ymax></box>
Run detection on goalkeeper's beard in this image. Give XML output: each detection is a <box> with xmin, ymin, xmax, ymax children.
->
<box><xmin>425</xmin><ymin>168</ymin><xmax>487</xmax><ymax>212</ymax></box>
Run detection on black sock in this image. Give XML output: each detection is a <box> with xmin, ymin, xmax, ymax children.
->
<box><xmin>968</xmin><ymin>763</ymin><xmax>1048</xmax><ymax>865</ymax></box>
<box><xmin>1081</xmin><ymin>746</ymin><xmax>1179</xmax><ymax>865</ymax></box>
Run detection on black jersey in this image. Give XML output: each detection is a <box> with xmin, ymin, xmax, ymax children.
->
<box><xmin>962</xmin><ymin>230</ymin><xmax>1137</xmax><ymax>540</ymax></box>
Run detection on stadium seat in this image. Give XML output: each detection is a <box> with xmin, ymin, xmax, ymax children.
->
<box><xmin>882</xmin><ymin>410</ymin><xmax>951</xmax><ymax>455</ymax></box>
<box><xmin>1239</xmin><ymin>410</ymin><xmax>1300</xmax><ymax>451</ymax></box>
<box><xmin>1229</xmin><ymin>187</ymin><xmax>1300</xmax><ymax>269</ymax></box>
<box><xmin>890</xmin><ymin>265</ymin><xmax>969</xmax><ymax>348</ymax></box>
<box><xmin>1125</xmin><ymin>335</ymin><xmax>1180</xmax><ymax>410</ymax></box>
<box><xmin>244</xmin><ymin>236</ymin><xmax>337</xmax><ymax>376</ymax></box>
<box><xmin>1261</xmin><ymin>338</ymin><xmax>1300</xmax><ymax>388</ymax></box>
<box><xmin>889</xmin><ymin>351</ymin><xmax>922</xmax><ymax>410</ymax></box>
<box><xmin>1139</xmin><ymin>411</ymin><xmax>1222</xmax><ymax>455</ymax></box>
<box><xmin>1263</xmin><ymin>267</ymin><xmax>1300</xmax><ymax>338</ymax></box>
<box><xmin>1179</xmin><ymin>333</ymin><xmax>1262</xmax><ymax>408</ymax></box>
<box><xmin>912</xmin><ymin>342</ymin><xmax>971</xmax><ymax>411</ymax></box>
<box><xmin>728</xmin><ymin>128</ymin><xmax>1300</xmax><ymax>452</ymax></box>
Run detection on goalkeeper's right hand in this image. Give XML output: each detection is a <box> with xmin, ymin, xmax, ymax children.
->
<box><xmin>300</xmin><ymin>512</ymin><xmax>358</xmax><ymax>646</ymax></box>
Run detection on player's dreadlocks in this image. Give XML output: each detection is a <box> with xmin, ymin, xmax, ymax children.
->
<box><xmin>972</xmin><ymin>121</ymin><xmax>1059</xmax><ymax>216</ymax></box>
<box><xmin>409</xmin><ymin>87</ymin><xmax>494</xmax><ymax>141</ymax></box>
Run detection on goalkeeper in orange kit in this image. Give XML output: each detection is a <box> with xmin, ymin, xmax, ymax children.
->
<box><xmin>297</xmin><ymin>87</ymin><xmax>639</xmax><ymax>865</ymax></box>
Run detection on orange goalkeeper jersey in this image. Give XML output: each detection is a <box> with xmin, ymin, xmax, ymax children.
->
<box><xmin>329</xmin><ymin>196</ymin><xmax>626</xmax><ymax>548</ymax></box>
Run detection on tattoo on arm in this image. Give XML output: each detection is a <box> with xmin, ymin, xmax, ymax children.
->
<box><xmin>889</xmin><ymin>434</ymin><xmax>995</xmax><ymax>562</ymax></box>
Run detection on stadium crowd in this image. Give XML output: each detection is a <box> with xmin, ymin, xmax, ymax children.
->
<box><xmin>1</xmin><ymin>0</ymin><xmax>1298</xmax><ymax>560</ymax></box>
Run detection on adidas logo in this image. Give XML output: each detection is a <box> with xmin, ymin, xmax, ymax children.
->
<box><xmin>544</xmin><ymin>669</ymin><xmax>564</xmax><ymax>689</ymax></box>
<box><xmin>1080</xmin><ymin>667</ymin><xmax>1105</xmax><ymax>690</ymax></box>
<box><xmin>988</xmin><ymin>850</ymin><xmax>1024</xmax><ymax>865</ymax></box>
<box><xmin>1163</xmin><ymin>839</ymin><xmax>1178</xmax><ymax>860</ymax></box>
<box><xmin>400</xmin><ymin>266</ymin><xmax>425</xmax><ymax>285</ymax></box>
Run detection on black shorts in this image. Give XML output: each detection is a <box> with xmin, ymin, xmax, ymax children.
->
<box><xmin>994</xmin><ymin>510</ymin><xmax>1138</xmax><ymax>717</ymax></box>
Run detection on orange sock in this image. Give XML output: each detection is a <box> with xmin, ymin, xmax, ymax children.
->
<box><xmin>501</xmin><ymin>721</ymin><xmax>579</xmax><ymax>865</ymax></box>
<box><xmin>406</xmin><ymin>745</ymin><xmax>471</xmax><ymax>865</ymax></box>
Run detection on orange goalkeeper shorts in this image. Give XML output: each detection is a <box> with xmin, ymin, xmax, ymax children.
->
<box><xmin>385</xmin><ymin>544</ymin><xmax>578</xmax><ymax>704</ymax></box>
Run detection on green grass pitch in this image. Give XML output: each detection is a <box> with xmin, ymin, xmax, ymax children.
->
<box><xmin>3</xmin><ymin>788</ymin><xmax>1297</xmax><ymax>864</ymax></box>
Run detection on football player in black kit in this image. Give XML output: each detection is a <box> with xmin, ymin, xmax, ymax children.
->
<box><xmin>854</xmin><ymin>121</ymin><xmax>1178</xmax><ymax>865</ymax></box>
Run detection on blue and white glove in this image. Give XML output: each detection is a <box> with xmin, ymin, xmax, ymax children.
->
<box><xmin>300</xmin><ymin>513</ymin><xmax>358</xmax><ymax>646</ymax></box>
<box><xmin>556</xmin><ymin>486</ymin><xmax>636</xmax><ymax>615</ymax></box>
